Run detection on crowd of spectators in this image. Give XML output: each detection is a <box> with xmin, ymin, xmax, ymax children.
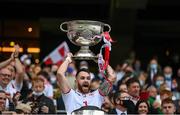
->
<box><xmin>0</xmin><ymin>44</ymin><xmax>179</xmax><ymax>115</ymax></box>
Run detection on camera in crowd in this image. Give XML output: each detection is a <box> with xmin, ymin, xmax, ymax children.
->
<box><xmin>31</xmin><ymin>101</ymin><xmax>46</xmax><ymax>113</ymax></box>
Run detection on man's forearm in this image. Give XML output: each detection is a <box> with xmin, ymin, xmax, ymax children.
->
<box><xmin>98</xmin><ymin>65</ymin><xmax>116</xmax><ymax>96</ymax></box>
<box><xmin>106</xmin><ymin>65</ymin><xmax>116</xmax><ymax>83</ymax></box>
<box><xmin>57</xmin><ymin>57</ymin><xmax>71</xmax><ymax>75</ymax></box>
<box><xmin>14</xmin><ymin>58</ymin><xmax>24</xmax><ymax>84</ymax></box>
<box><xmin>14</xmin><ymin>58</ymin><xmax>24</xmax><ymax>74</ymax></box>
<box><xmin>57</xmin><ymin>56</ymin><xmax>72</xmax><ymax>93</ymax></box>
<box><xmin>99</xmin><ymin>79</ymin><xmax>112</xmax><ymax>96</ymax></box>
<box><xmin>0</xmin><ymin>58</ymin><xmax>12</xmax><ymax>69</ymax></box>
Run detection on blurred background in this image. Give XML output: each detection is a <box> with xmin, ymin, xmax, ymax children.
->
<box><xmin>0</xmin><ymin>0</ymin><xmax>180</xmax><ymax>71</ymax></box>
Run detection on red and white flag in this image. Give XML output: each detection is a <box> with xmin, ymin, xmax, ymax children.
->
<box><xmin>43</xmin><ymin>41</ymin><xmax>70</xmax><ymax>65</ymax></box>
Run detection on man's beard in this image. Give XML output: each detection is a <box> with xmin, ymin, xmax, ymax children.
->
<box><xmin>77</xmin><ymin>82</ymin><xmax>90</xmax><ymax>94</ymax></box>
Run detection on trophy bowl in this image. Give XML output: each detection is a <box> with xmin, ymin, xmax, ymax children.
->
<box><xmin>60</xmin><ymin>20</ymin><xmax>111</xmax><ymax>60</ymax></box>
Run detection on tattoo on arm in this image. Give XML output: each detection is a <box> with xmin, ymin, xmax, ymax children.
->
<box><xmin>99</xmin><ymin>80</ymin><xmax>112</xmax><ymax>96</ymax></box>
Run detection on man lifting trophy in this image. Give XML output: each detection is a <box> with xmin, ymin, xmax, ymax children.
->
<box><xmin>58</xmin><ymin>20</ymin><xmax>115</xmax><ymax>115</ymax></box>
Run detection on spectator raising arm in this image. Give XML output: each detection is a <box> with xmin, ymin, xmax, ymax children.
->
<box><xmin>0</xmin><ymin>53</ymin><xmax>14</xmax><ymax>69</ymax></box>
<box><xmin>13</xmin><ymin>44</ymin><xmax>25</xmax><ymax>85</ymax></box>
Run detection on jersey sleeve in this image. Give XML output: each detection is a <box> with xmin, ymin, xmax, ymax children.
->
<box><xmin>61</xmin><ymin>89</ymin><xmax>75</xmax><ymax>114</ymax></box>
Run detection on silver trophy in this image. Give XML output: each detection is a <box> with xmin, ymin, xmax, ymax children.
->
<box><xmin>60</xmin><ymin>20</ymin><xmax>111</xmax><ymax>60</ymax></box>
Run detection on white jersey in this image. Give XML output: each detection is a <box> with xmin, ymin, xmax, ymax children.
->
<box><xmin>62</xmin><ymin>89</ymin><xmax>104</xmax><ymax>114</ymax></box>
<box><xmin>0</xmin><ymin>80</ymin><xmax>23</xmax><ymax>109</ymax></box>
<box><xmin>0</xmin><ymin>80</ymin><xmax>22</xmax><ymax>97</ymax></box>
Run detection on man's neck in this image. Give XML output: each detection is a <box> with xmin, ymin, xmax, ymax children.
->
<box><xmin>130</xmin><ymin>95</ymin><xmax>139</xmax><ymax>105</ymax></box>
<box><xmin>77</xmin><ymin>89</ymin><xmax>90</xmax><ymax>94</ymax></box>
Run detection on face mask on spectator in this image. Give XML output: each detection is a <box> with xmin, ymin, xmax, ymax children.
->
<box><xmin>164</xmin><ymin>74</ymin><xmax>172</xmax><ymax>79</ymax></box>
<box><xmin>33</xmin><ymin>91</ymin><xmax>44</xmax><ymax>96</ymax></box>
<box><xmin>155</xmin><ymin>80</ymin><xmax>163</xmax><ymax>88</ymax></box>
<box><xmin>50</xmin><ymin>77</ymin><xmax>56</xmax><ymax>84</ymax></box>
<box><xmin>24</xmin><ymin>59</ymin><xmax>31</xmax><ymax>66</ymax></box>
<box><xmin>67</xmin><ymin>67</ymin><xmax>74</xmax><ymax>73</ymax></box>
<box><xmin>139</xmin><ymin>80</ymin><xmax>145</xmax><ymax>86</ymax></box>
<box><xmin>150</xmin><ymin>64</ymin><xmax>157</xmax><ymax>69</ymax></box>
<box><xmin>121</xmin><ymin>100</ymin><xmax>134</xmax><ymax>108</ymax></box>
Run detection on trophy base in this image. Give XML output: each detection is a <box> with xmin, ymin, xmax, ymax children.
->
<box><xmin>73</xmin><ymin>46</ymin><xmax>98</xmax><ymax>61</ymax></box>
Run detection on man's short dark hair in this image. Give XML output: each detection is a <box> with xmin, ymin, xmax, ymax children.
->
<box><xmin>113</xmin><ymin>91</ymin><xmax>128</xmax><ymax>105</ymax></box>
<box><xmin>37</xmin><ymin>71</ymin><xmax>50</xmax><ymax>82</ymax></box>
<box><xmin>161</xmin><ymin>98</ymin><xmax>174</xmax><ymax>106</ymax></box>
<box><xmin>126</xmin><ymin>77</ymin><xmax>140</xmax><ymax>88</ymax></box>
<box><xmin>91</xmin><ymin>77</ymin><xmax>101</xmax><ymax>83</ymax></box>
<box><xmin>32</xmin><ymin>77</ymin><xmax>45</xmax><ymax>86</ymax></box>
<box><xmin>75</xmin><ymin>68</ymin><xmax>90</xmax><ymax>78</ymax></box>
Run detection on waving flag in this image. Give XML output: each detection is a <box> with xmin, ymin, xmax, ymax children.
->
<box><xmin>43</xmin><ymin>41</ymin><xmax>69</xmax><ymax>65</ymax></box>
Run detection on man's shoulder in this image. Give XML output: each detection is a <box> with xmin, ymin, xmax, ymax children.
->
<box><xmin>89</xmin><ymin>89</ymin><xmax>99</xmax><ymax>94</ymax></box>
<box><xmin>7</xmin><ymin>80</ymin><xmax>14</xmax><ymax>86</ymax></box>
<box><xmin>6</xmin><ymin>80</ymin><xmax>17</xmax><ymax>91</ymax></box>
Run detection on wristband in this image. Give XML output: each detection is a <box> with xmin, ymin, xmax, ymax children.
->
<box><xmin>65</xmin><ymin>57</ymin><xmax>72</xmax><ymax>63</ymax></box>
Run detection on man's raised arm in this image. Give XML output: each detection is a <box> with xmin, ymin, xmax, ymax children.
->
<box><xmin>13</xmin><ymin>44</ymin><xmax>25</xmax><ymax>85</ymax></box>
<box><xmin>57</xmin><ymin>53</ymin><xmax>72</xmax><ymax>93</ymax></box>
<box><xmin>0</xmin><ymin>51</ymin><xmax>15</xmax><ymax>69</ymax></box>
<box><xmin>99</xmin><ymin>65</ymin><xmax>116</xmax><ymax>96</ymax></box>
<box><xmin>106</xmin><ymin>65</ymin><xmax>116</xmax><ymax>83</ymax></box>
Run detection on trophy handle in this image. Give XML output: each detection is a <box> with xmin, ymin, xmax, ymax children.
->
<box><xmin>104</xmin><ymin>24</ymin><xmax>111</xmax><ymax>32</ymax></box>
<box><xmin>60</xmin><ymin>22</ymin><xmax>68</xmax><ymax>32</ymax></box>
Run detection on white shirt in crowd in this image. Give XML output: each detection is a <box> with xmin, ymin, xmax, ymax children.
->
<box><xmin>116</xmin><ymin>108</ymin><xmax>127</xmax><ymax>115</ymax></box>
<box><xmin>0</xmin><ymin>80</ymin><xmax>22</xmax><ymax>97</ymax></box>
<box><xmin>0</xmin><ymin>80</ymin><xmax>23</xmax><ymax>109</ymax></box>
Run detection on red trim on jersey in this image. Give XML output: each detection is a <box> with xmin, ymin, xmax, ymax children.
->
<box><xmin>62</xmin><ymin>89</ymin><xmax>71</xmax><ymax>94</ymax></box>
